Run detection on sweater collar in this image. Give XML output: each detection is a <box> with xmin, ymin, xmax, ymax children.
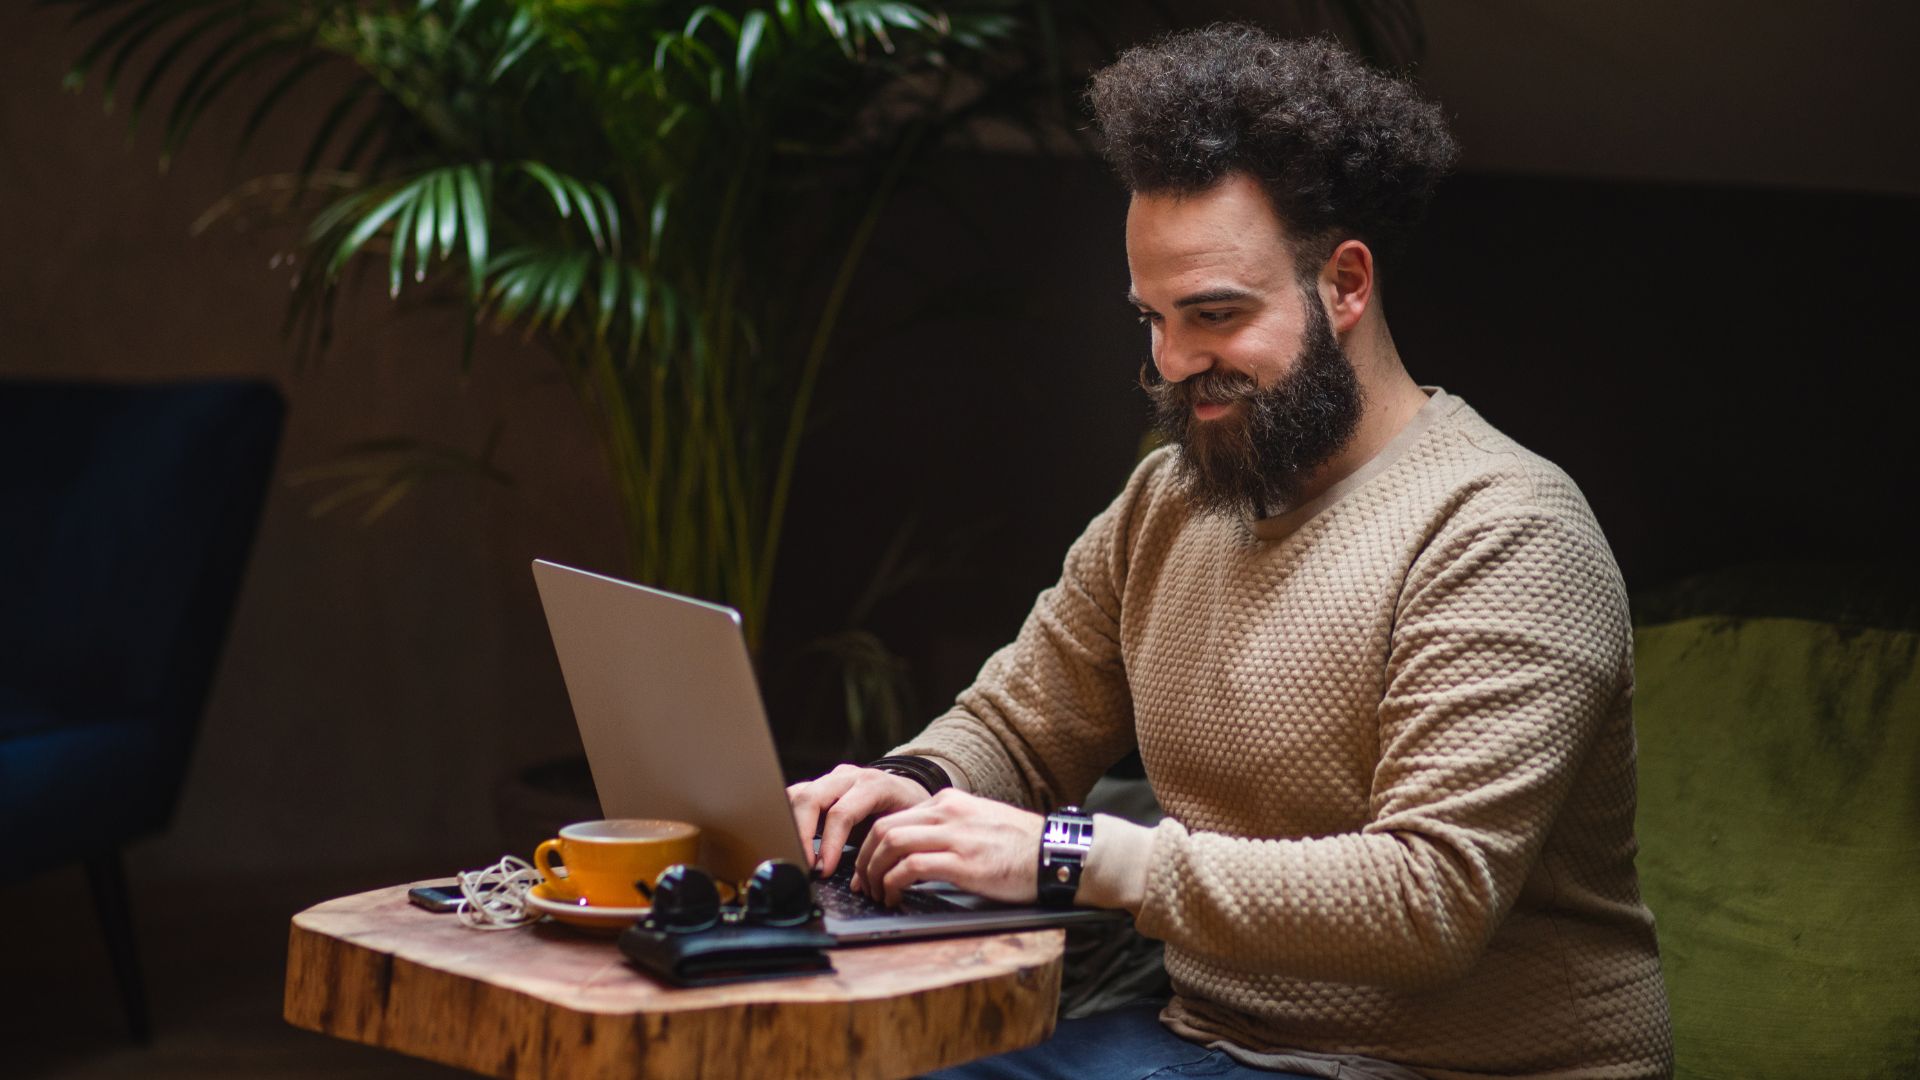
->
<box><xmin>1246</xmin><ymin>386</ymin><xmax>1460</xmax><ymax>543</ymax></box>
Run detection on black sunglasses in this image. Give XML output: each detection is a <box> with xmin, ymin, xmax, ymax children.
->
<box><xmin>634</xmin><ymin>860</ymin><xmax>819</xmax><ymax>933</ymax></box>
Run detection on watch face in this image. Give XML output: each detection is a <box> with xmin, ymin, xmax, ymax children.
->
<box><xmin>1043</xmin><ymin>814</ymin><xmax>1093</xmax><ymax>850</ymax></box>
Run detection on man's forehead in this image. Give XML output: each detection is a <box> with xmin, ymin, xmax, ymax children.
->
<box><xmin>1125</xmin><ymin>223</ymin><xmax>1292</xmax><ymax>304</ymax></box>
<box><xmin>1125</xmin><ymin>178</ymin><xmax>1296</xmax><ymax>297</ymax></box>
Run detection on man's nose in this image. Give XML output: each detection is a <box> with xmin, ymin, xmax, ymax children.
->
<box><xmin>1154</xmin><ymin>324</ymin><xmax>1214</xmax><ymax>384</ymax></box>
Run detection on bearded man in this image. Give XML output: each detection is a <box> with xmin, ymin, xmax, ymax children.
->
<box><xmin>787</xmin><ymin>25</ymin><xmax>1672</xmax><ymax>1080</ymax></box>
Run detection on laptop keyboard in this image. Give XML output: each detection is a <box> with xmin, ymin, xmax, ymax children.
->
<box><xmin>814</xmin><ymin>858</ymin><xmax>959</xmax><ymax>919</ymax></box>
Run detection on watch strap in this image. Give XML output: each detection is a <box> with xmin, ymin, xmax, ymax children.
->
<box><xmin>1038</xmin><ymin>805</ymin><xmax>1094</xmax><ymax>908</ymax></box>
<box><xmin>865</xmin><ymin>755</ymin><xmax>952</xmax><ymax>797</ymax></box>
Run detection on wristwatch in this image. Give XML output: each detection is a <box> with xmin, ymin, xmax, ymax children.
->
<box><xmin>1037</xmin><ymin>805</ymin><xmax>1095</xmax><ymax>908</ymax></box>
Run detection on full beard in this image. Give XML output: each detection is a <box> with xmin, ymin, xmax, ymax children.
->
<box><xmin>1143</xmin><ymin>291</ymin><xmax>1365</xmax><ymax>519</ymax></box>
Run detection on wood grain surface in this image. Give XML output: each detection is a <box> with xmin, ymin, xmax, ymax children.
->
<box><xmin>284</xmin><ymin>884</ymin><xmax>1064</xmax><ymax>1079</ymax></box>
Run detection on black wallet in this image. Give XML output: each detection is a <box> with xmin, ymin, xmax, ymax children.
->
<box><xmin>619</xmin><ymin>923</ymin><xmax>837</xmax><ymax>988</ymax></box>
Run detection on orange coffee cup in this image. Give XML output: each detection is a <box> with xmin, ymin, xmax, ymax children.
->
<box><xmin>533</xmin><ymin>819</ymin><xmax>700</xmax><ymax>908</ymax></box>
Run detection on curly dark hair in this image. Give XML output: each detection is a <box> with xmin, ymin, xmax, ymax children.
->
<box><xmin>1088</xmin><ymin>24</ymin><xmax>1459</xmax><ymax>278</ymax></box>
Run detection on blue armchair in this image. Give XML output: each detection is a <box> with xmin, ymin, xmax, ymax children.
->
<box><xmin>0</xmin><ymin>378</ymin><xmax>284</xmax><ymax>1041</ymax></box>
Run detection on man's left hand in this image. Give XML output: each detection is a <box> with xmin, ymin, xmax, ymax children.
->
<box><xmin>850</xmin><ymin>789</ymin><xmax>1043</xmax><ymax>907</ymax></box>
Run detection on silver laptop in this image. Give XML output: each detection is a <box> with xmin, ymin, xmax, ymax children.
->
<box><xmin>531</xmin><ymin>559</ymin><xmax>1123</xmax><ymax>943</ymax></box>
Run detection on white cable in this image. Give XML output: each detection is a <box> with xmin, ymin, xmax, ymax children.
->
<box><xmin>454</xmin><ymin>854</ymin><xmax>543</xmax><ymax>930</ymax></box>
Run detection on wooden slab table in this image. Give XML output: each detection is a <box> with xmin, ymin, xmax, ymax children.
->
<box><xmin>284</xmin><ymin>883</ymin><xmax>1064</xmax><ymax>1079</ymax></box>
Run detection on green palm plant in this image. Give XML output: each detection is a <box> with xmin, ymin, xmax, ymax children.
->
<box><xmin>51</xmin><ymin>0</ymin><xmax>1064</xmax><ymax>654</ymax></box>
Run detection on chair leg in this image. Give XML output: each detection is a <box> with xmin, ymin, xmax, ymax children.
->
<box><xmin>84</xmin><ymin>849</ymin><xmax>152</xmax><ymax>1043</ymax></box>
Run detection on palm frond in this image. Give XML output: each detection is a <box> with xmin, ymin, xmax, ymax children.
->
<box><xmin>286</xmin><ymin>430</ymin><xmax>513</xmax><ymax>526</ymax></box>
<box><xmin>48</xmin><ymin>0</ymin><xmax>1083</xmax><ymax>676</ymax></box>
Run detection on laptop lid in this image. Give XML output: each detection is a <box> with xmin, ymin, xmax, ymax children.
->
<box><xmin>531</xmin><ymin>559</ymin><xmax>808</xmax><ymax>884</ymax></box>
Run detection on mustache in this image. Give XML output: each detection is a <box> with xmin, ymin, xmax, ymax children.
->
<box><xmin>1138</xmin><ymin>362</ymin><xmax>1261</xmax><ymax>408</ymax></box>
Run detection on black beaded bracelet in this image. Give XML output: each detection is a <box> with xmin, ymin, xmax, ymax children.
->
<box><xmin>865</xmin><ymin>755</ymin><xmax>952</xmax><ymax>797</ymax></box>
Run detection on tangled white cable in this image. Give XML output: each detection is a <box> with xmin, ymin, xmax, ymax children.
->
<box><xmin>454</xmin><ymin>854</ymin><xmax>544</xmax><ymax>930</ymax></box>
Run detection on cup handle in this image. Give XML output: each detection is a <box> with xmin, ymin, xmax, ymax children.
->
<box><xmin>533</xmin><ymin>839</ymin><xmax>575</xmax><ymax>899</ymax></box>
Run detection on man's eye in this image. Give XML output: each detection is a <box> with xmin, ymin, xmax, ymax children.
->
<box><xmin>1135</xmin><ymin>311</ymin><xmax>1161</xmax><ymax>326</ymax></box>
<box><xmin>1195</xmin><ymin>309</ymin><xmax>1233</xmax><ymax>325</ymax></box>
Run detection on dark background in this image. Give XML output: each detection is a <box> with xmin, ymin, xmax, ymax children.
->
<box><xmin>2</xmin><ymin>1</ymin><xmax>1917</xmax><ymax>1073</ymax></box>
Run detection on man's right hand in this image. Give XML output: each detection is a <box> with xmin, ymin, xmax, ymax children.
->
<box><xmin>786</xmin><ymin>764</ymin><xmax>932</xmax><ymax>878</ymax></box>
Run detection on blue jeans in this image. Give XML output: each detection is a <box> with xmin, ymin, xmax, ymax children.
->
<box><xmin>924</xmin><ymin>1001</ymin><xmax>1317</xmax><ymax>1079</ymax></box>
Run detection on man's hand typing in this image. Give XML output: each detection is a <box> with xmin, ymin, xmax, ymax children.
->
<box><xmin>851</xmin><ymin>790</ymin><xmax>1043</xmax><ymax>907</ymax></box>
<box><xmin>785</xmin><ymin>764</ymin><xmax>930</xmax><ymax>877</ymax></box>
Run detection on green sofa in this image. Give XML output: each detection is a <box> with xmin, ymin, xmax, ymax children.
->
<box><xmin>1633</xmin><ymin>565</ymin><xmax>1920</xmax><ymax>1078</ymax></box>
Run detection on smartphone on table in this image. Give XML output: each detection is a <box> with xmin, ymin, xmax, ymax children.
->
<box><xmin>407</xmin><ymin>881</ymin><xmax>465</xmax><ymax>913</ymax></box>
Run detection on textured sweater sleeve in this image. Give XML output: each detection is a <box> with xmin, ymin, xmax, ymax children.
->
<box><xmin>1117</xmin><ymin>504</ymin><xmax>1634</xmax><ymax>992</ymax></box>
<box><xmin>885</xmin><ymin>456</ymin><xmax>1166</xmax><ymax>810</ymax></box>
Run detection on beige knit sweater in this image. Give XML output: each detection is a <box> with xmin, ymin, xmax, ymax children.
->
<box><xmin>894</xmin><ymin>388</ymin><xmax>1672</xmax><ymax>1079</ymax></box>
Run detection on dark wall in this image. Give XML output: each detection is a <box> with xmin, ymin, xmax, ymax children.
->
<box><xmin>767</xmin><ymin>153</ymin><xmax>1144</xmax><ymax>744</ymax></box>
<box><xmin>1396</xmin><ymin>176</ymin><xmax>1920</xmax><ymax>588</ymax></box>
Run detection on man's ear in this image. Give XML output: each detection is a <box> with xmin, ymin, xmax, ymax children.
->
<box><xmin>1319</xmin><ymin>239</ymin><xmax>1375</xmax><ymax>335</ymax></box>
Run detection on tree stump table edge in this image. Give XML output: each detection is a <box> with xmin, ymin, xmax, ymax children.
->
<box><xmin>284</xmin><ymin>884</ymin><xmax>1064</xmax><ymax>1079</ymax></box>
